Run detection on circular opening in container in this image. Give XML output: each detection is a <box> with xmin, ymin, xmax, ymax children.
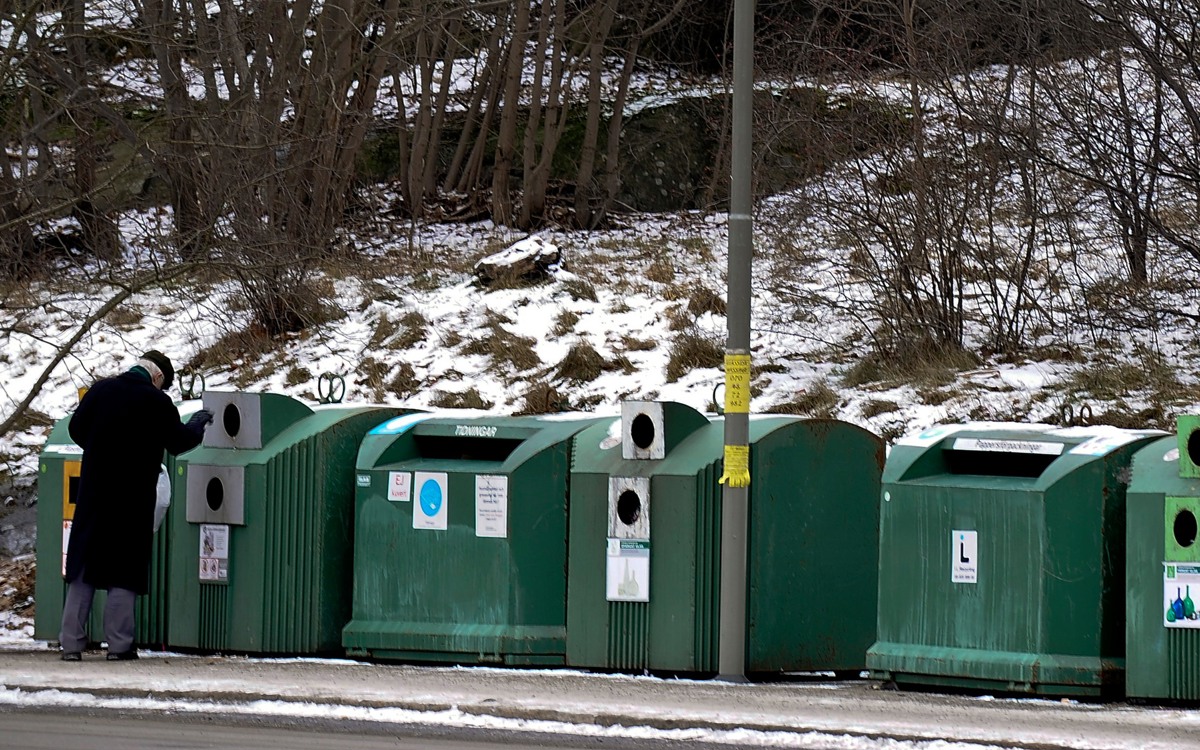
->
<box><xmin>630</xmin><ymin>414</ymin><xmax>656</xmax><ymax>450</ymax></box>
<box><xmin>223</xmin><ymin>404</ymin><xmax>241</xmax><ymax>438</ymax></box>
<box><xmin>1188</xmin><ymin>431</ymin><xmax>1200</xmax><ymax>469</ymax></box>
<box><xmin>1175</xmin><ymin>508</ymin><xmax>1198</xmax><ymax>549</ymax></box>
<box><xmin>206</xmin><ymin>477</ymin><xmax>224</xmax><ymax>511</ymax></box>
<box><xmin>617</xmin><ymin>490</ymin><xmax>642</xmax><ymax>526</ymax></box>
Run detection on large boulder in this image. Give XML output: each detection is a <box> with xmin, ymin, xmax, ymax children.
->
<box><xmin>474</xmin><ymin>236</ymin><xmax>563</xmax><ymax>286</ymax></box>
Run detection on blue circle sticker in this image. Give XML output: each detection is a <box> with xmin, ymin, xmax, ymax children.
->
<box><xmin>419</xmin><ymin>479</ymin><xmax>443</xmax><ymax>517</ymax></box>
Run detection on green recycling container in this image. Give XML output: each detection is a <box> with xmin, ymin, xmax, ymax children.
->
<box><xmin>868</xmin><ymin>423</ymin><xmax>1160</xmax><ymax>696</ymax></box>
<box><xmin>343</xmin><ymin>412</ymin><xmax>607</xmax><ymax>665</ymax></box>
<box><xmin>566</xmin><ymin>401</ymin><xmax>884</xmax><ymax>677</ymax></box>
<box><xmin>34</xmin><ymin>404</ymin><xmax>201</xmax><ymax>648</ymax></box>
<box><xmin>1126</xmin><ymin>416</ymin><xmax>1200</xmax><ymax>701</ymax></box>
<box><xmin>167</xmin><ymin>391</ymin><xmax>407</xmax><ymax>655</ymax></box>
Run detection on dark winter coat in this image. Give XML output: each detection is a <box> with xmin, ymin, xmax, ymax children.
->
<box><xmin>66</xmin><ymin>369</ymin><xmax>203</xmax><ymax>593</ymax></box>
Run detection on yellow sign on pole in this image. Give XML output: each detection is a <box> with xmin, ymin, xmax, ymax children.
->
<box><xmin>719</xmin><ymin>444</ymin><xmax>751</xmax><ymax>488</ymax></box>
<box><xmin>724</xmin><ymin>353</ymin><xmax>751</xmax><ymax>414</ymax></box>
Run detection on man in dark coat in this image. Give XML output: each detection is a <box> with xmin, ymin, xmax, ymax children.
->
<box><xmin>60</xmin><ymin>350</ymin><xmax>213</xmax><ymax>661</ymax></box>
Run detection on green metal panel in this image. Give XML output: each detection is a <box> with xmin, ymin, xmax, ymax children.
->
<box><xmin>168</xmin><ymin>397</ymin><xmax>406</xmax><ymax>655</ymax></box>
<box><xmin>34</xmin><ymin>409</ymin><xmax>197</xmax><ymax>649</ymax></box>
<box><xmin>566</xmin><ymin>405</ymin><xmax>884</xmax><ymax>676</ymax></box>
<box><xmin>1177</xmin><ymin>415</ymin><xmax>1200</xmax><ymax>478</ymax></box>
<box><xmin>746</xmin><ymin>419</ymin><xmax>885</xmax><ymax>675</ymax></box>
<box><xmin>342</xmin><ymin>413</ymin><xmax>606</xmax><ymax>665</ymax></box>
<box><xmin>869</xmin><ymin>424</ymin><xmax>1159</xmax><ymax>697</ymax></box>
<box><xmin>33</xmin><ymin>415</ymin><xmax>75</xmax><ymax>643</ymax></box>
<box><xmin>1127</xmin><ymin>432</ymin><xmax>1200</xmax><ymax>700</ymax></box>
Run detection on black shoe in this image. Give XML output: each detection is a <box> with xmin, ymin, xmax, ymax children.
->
<box><xmin>106</xmin><ymin>650</ymin><xmax>138</xmax><ymax>661</ymax></box>
<box><xmin>61</xmin><ymin>651</ymin><xmax>81</xmax><ymax>662</ymax></box>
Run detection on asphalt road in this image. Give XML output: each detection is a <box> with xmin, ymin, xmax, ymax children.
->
<box><xmin>6</xmin><ymin>651</ymin><xmax>1200</xmax><ymax>749</ymax></box>
<box><xmin>0</xmin><ymin>708</ymin><xmax>737</xmax><ymax>750</ymax></box>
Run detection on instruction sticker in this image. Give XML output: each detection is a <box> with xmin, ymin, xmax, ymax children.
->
<box><xmin>387</xmin><ymin>471</ymin><xmax>412</xmax><ymax>502</ymax></box>
<box><xmin>1164</xmin><ymin>564</ymin><xmax>1200</xmax><ymax>628</ymax></box>
<box><xmin>952</xmin><ymin>530</ymin><xmax>978</xmax><ymax>584</ymax></box>
<box><xmin>475</xmin><ymin>475</ymin><xmax>508</xmax><ymax>538</ymax></box>
<box><xmin>199</xmin><ymin>524</ymin><xmax>230</xmax><ymax>583</ymax></box>
<box><xmin>606</xmin><ymin>538</ymin><xmax>650</xmax><ymax>602</ymax></box>
<box><xmin>413</xmin><ymin>472</ymin><xmax>449</xmax><ymax>530</ymax></box>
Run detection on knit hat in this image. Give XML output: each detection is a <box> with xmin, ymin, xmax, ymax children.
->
<box><xmin>141</xmin><ymin>350</ymin><xmax>174</xmax><ymax>391</ymax></box>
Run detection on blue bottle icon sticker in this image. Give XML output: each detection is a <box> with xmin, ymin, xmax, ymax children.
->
<box><xmin>412</xmin><ymin>472</ymin><xmax>448</xmax><ymax>530</ymax></box>
<box><xmin>1174</xmin><ymin>588</ymin><xmax>1186</xmax><ymax>622</ymax></box>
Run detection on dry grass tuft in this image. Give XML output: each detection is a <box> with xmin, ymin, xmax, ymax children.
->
<box><xmin>552</xmin><ymin>310</ymin><xmax>580</xmax><ymax>337</ymax></box>
<box><xmin>843</xmin><ymin>339</ymin><xmax>980</xmax><ymax>389</ymax></box>
<box><xmin>765</xmin><ymin>379</ymin><xmax>841</xmax><ymax>418</ymax></box>
<box><xmin>665</xmin><ymin>331</ymin><xmax>724</xmax><ymax>383</ymax></box>
<box><xmin>686</xmin><ymin>286</ymin><xmax>727</xmax><ymax>317</ymax></box>
<box><xmin>462</xmin><ymin>316</ymin><xmax>541</xmax><ymax>372</ymax></box>
<box><xmin>646</xmin><ymin>258</ymin><xmax>676</xmax><ymax>284</ymax></box>
<box><xmin>516</xmin><ymin>382</ymin><xmax>567</xmax><ymax>414</ymax></box>
<box><xmin>563</xmin><ymin>278</ymin><xmax>598</xmax><ymax>302</ymax></box>
<box><xmin>430</xmin><ymin>387</ymin><xmax>494</xmax><ymax>409</ymax></box>
<box><xmin>555</xmin><ymin>342</ymin><xmax>608</xmax><ymax>383</ymax></box>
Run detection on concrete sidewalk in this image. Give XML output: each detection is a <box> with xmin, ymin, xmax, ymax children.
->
<box><xmin>0</xmin><ymin>649</ymin><xmax>1198</xmax><ymax>749</ymax></box>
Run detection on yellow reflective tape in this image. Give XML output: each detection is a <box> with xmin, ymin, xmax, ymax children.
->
<box><xmin>718</xmin><ymin>444</ymin><xmax>751</xmax><ymax>488</ymax></box>
<box><xmin>724</xmin><ymin>353</ymin><xmax>751</xmax><ymax>414</ymax></box>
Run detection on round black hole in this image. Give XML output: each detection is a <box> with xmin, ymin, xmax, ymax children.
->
<box><xmin>617</xmin><ymin>490</ymin><xmax>641</xmax><ymax>526</ymax></box>
<box><xmin>206</xmin><ymin>477</ymin><xmax>224</xmax><ymax>512</ymax></box>
<box><xmin>223</xmin><ymin>404</ymin><xmax>241</xmax><ymax>438</ymax></box>
<box><xmin>1189</xmin><ymin>431</ymin><xmax>1200</xmax><ymax>468</ymax></box>
<box><xmin>630</xmin><ymin>414</ymin><xmax>656</xmax><ymax>450</ymax></box>
<box><xmin>1175</xmin><ymin>509</ymin><xmax>1198</xmax><ymax>549</ymax></box>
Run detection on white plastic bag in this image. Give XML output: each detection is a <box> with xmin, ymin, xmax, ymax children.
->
<box><xmin>153</xmin><ymin>464</ymin><xmax>171</xmax><ymax>533</ymax></box>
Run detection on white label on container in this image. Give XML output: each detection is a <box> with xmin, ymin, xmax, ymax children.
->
<box><xmin>199</xmin><ymin>523</ymin><xmax>230</xmax><ymax>582</ymax></box>
<box><xmin>387</xmin><ymin>471</ymin><xmax>412</xmax><ymax>502</ymax></box>
<box><xmin>952</xmin><ymin>438</ymin><xmax>1063</xmax><ymax>456</ymax></box>
<box><xmin>952</xmin><ymin>530</ymin><xmax>978</xmax><ymax>584</ymax></box>
<box><xmin>1164</xmin><ymin>563</ymin><xmax>1200</xmax><ymax>628</ymax></box>
<box><xmin>475</xmin><ymin>475</ymin><xmax>508</xmax><ymax>538</ymax></box>
<box><xmin>413</xmin><ymin>472</ymin><xmax>449</xmax><ymax>530</ymax></box>
<box><xmin>606</xmin><ymin>538</ymin><xmax>650</xmax><ymax>602</ymax></box>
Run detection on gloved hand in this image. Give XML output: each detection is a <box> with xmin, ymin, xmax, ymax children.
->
<box><xmin>187</xmin><ymin>409</ymin><xmax>214</xmax><ymax>432</ymax></box>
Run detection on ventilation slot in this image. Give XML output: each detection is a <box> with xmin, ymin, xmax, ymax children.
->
<box><xmin>607</xmin><ymin>601</ymin><xmax>650</xmax><ymax>670</ymax></box>
<box><xmin>199</xmin><ymin>584</ymin><xmax>228</xmax><ymax>652</ymax></box>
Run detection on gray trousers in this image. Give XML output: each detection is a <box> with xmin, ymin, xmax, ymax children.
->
<box><xmin>59</xmin><ymin>574</ymin><xmax>136</xmax><ymax>654</ymax></box>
